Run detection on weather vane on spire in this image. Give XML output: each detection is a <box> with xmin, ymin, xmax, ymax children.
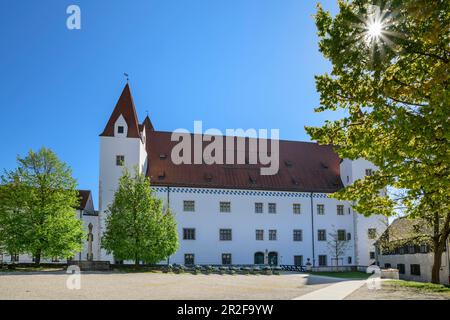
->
<box><xmin>124</xmin><ymin>73</ymin><xmax>129</xmax><ymax>82</ymax></box>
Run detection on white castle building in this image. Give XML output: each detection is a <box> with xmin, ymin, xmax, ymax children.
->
<box><xmin>95</xmin><ymin>83</ymin><xmax>387</xmax><ymax>267</ymax></box>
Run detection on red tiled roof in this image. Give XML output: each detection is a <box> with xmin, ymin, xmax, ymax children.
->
<box><xmin>102</xmin><ymin>84</ymin><xmax>344</xmax><ymax>193</ymax></box>
<box><xmin>145</xmin><ymin>131</ymin><xmax>343</xmax><ymax>193</ymax></box>
<box><xmin>100</xmin><ymin>84</ymin><xmax>141</xmax><ymax>138</ymax></box>
<box><xmin>77</xmin><ymin>190</ymin><xmax>91</xmax><ymax>210</ymax></box>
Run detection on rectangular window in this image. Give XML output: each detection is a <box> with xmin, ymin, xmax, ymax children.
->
<box><xmin>337</xmin><ymin>205</ymin><xmax>344</xmax><ymax>215</ymax></box>
<box><xmin>183</xmin><ymin>200</ymin><xmax>195</xmax><ymax>212</ymax></box>
<box><xmin>222</xmin><ymin>253</ymin><xmax>232</xmax><ymax>265</ymax></box>
<box><xmin>294</xmin><ymin>255</ymin><xmax>303</xmax><ymax>266</ymax></box>
<box><xmin>268</xmin><ymin>203</ymin><xmax>277</xmax><ymax>214</ymax></box>
<box><xmin>384</xmin><ymin>263</ymin><xmax>391</xmax><ymax>269</ymax></box>
<box><xmin>219</xmin><ymin>202</ymin><xmax>231</xmax><ymax>213</ymax></box>
<box><xmin>347</xmin><ymin>256</ymin><xmax>352</xmax><ymax>264</ymax></box>
<box><xmin>318</xmin><ymin>255</ymin><xmax>327</xmax><ymax>266</ymax></box>
<box><xmin>184</xmin><ymin>254</ymin><xmax>195</xmax><ymax>265</ymax></box>
<box><xmin>317</xmin><ymin>204</ymin><xmax>325</xmax><ymax>215</ymax></box>
<box><xmin>293</xmin><ymin>229</ymin><xmax>303</xmax><ymax>241</ymax></box>
<box><xmin>365</xmin><ymin>168</ymin><xmax>374</xmax><ymax>176</ymax></box>
<box><xmin>397</xmin><ymin>263</ymin><xmax>405</xmax><ymax>274</ymax></box>
<box><xmin>410</xmin><ymin>264</ymin><xmax>421</xmax><ymax>275</ymax></box>
<box><xmin>337</xmin><ymin>229</ymin><xmax>346</xmax><ymax>241</ymax></box>
<box><xmin>419</xmin><ymin>244</ymin><xmax>428</xmax><ymax>253</ymax></box>
<box><xmin>318</xmin><ymin>229</ymin><xmax>326</xmax><ymax>241</ymax></box>
<box><xmin>293</xmin><ymin>203</ymin><xmax>301</xmax><ymax>214</ymax></box>
<box><xmin>368</xmin><ymin>228</ymin><xmax>377</xmax><ymax>239</ymax></box>
<box><xmin>347</xmin><ymin>232</ymin><xmax>352</xmax><ymax>241</ymax></box>
<box><xmin>183</xmin><ymin>228</ymin><xmax>196</xmax><ymax>240</ymax></box>
<box><xmin>255</xmin><ymin>202</ymin><xmax>263</xmax><ymax>213</ymax></box>
<box><xmin>220</xmin><ymin>229</ymin><xmax>232</xmax><ymax>241</ymax></box>
<box><xmin>117</xmin><ymin>126</ymin><xmax>124</xmax><ymax>134</ymax></box>
<box><xmin>116</xmin><ymin>155</ymin><xmax>125</xmax><ymax>166</ymax></box>
<box><xmin>255</xmin><ymin>229</ymin><xmax>264</xmax><ymax>241</ymax></box>
<box><xmin>269</xmin><ymin>229</ymin><xmax>277</xmax><ymax>241</ymax></box>
<box><xmin>408</xmin><ymin>245</ymin><xmax>415</xmax><ymax>254</ymax></box>
<box><xmin>370</xmin><ymin>251</ymin><xmax>375</xmax><ymax>259</ymax></box>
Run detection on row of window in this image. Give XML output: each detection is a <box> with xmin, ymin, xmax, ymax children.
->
<box><xmin>182</xmin><ymin>253</ymin><xmax>333</xmax><ymax>266</ymax></box>
<box><xmin>183</xmin><ymin>200</ymin><xmax>348</xmax><ymax>215</ymax></box>
<box><xmin>183</xmin><ymin>228</ymin><xmax>350</xmax><ymax>242</ymax></box>
<box><xmin>384</xmin><ymin>263</ymin><xmax>421</xmax><ymax>276</ymax></box>
<box><xmin>381</xmin><ymin>244</ymin><xmax>431</xmax><ymax>255</ymax></box>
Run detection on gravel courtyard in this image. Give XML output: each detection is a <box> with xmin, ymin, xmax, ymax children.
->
<box><xmin>1</xmin><ymin>271</ymin><xmax>448</xmax><ymax>300</ymax></box>
<box><xmin>0</xmin><ymin>272</ymin><xmax>341</xmax><ymax>300</ymax></box>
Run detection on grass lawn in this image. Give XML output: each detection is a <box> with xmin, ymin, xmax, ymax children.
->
<box><xmin>387</xmin><ymin>280</ymin><xmax>450</xmax><ymax>294</ymax></box>
<box><xmin>309</xmin><ymin>271</ymin><xmax>372</xmax><ymax>279</ymax></box>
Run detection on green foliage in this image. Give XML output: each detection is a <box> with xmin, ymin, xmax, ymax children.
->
<box><xmin>0</xmin><ymin>148</ymin><xmax>84</xmax><ymax>262</ymax></box>
<box><xmin>101</xmin><ymin>167</ymin><xmax>179</xmax><ymax>264</ymax></box>
<box><xmin>308</xmin><ymin>1</ymin><xmax>449</xmax><ymax>254</ymax></box>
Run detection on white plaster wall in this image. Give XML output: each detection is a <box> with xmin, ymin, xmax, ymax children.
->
<box><xmin>340</xmin><ymin>158</ymin><xmax>388</xmax><ymax>266</ymax></box>
<box><xmin>153</xmin><ymin>187</ymin><xmax>355</xmax><ymax>266</ymax></box>
<box><xmin>98</xmin><ymin>121</ymin><xmax>147</xmax><ymax>261</ymax></box>
<box><xmin>378</xmin><ymin>252</ymin><xmax>450</xmax><ymax>285</ymax></box>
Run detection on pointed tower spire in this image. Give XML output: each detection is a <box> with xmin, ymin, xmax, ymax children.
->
<box><xmin>142</xmin><ymin>114</ymin><xmax>154</xmax><ymax>132</ymax></box>
<box><xmin>100</xmin><ymin>83</ymin><xmax>141</xmax><ymax>138</ymax></box>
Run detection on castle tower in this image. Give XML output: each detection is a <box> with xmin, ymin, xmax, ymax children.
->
<box><xmin>98</xmin><ymin>83</ymin><xmax>149</xmax><ymax>261</ymax></box>
<box><xmin>340</xmin><ymin>158</ymin><xmax>388</xmax><ymax>267</ymax></box>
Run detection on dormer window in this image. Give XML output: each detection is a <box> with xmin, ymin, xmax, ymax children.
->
<box><xmin>118</xmin><ymin>126</ymin><xmax>124</xmax><ymax>134</ymax></box>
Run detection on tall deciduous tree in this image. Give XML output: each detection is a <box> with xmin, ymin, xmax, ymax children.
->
<box><xmin>307</xmin><ymin>0</ymin><xmax>449</xmax><ymax>283</ymax></box>
<box><xmin>0</xmin><ymin>148</ymin><xmax>84</xmax><ymax>265</ymax></box>
<box><xmin>101</xmin><ymin>168</ymin><xmax>179</xmax><ymax>265</ymax></box>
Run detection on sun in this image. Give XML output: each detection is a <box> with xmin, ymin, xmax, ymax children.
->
<box><xmin>367</xmin><ymin>21</ymin><xmax>383</xmax><ymax>39</ymax></box>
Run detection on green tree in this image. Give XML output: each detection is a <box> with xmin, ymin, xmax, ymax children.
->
<box><xmin>101</xmin><ymin>168</ymin><xmax>179</xmax><ymax>266</ymax></box>
<box><xmin>0</xmin><ymin>148</ymin><xmax>84</xmax><ymax>265</ymax></box>
<box><xmin>307</xmin><ymin>0</ymin><xmax>449</xmax><ymax>283</ymax></box>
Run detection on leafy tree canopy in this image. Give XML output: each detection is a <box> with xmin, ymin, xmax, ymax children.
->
<box><xmin>307</xmin><ymin>0</ymin><xmax>449</xmax><ymax>283</ymax></box>
<box><xmin>101</xmin><ymin>167</ymin><xmax>179</xmax><ymax>265</ymax></box>
<box><xmin>0</xmin><ymin>148</ymin><xmax>84</xmax><ymax>263</ymax></box>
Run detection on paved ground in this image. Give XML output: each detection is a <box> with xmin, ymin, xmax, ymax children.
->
<box><xmin>0</xmin><ymin>271</ymin><xmax>343</xmax><ymax>300</ymax></box>
<box><xmin>294</xmin><ymin>278</ymin><xmax>367</xmax><ymax>300</ymax></box>
<box><xmin>1</xmin><ymin>271</ymin><xmax>448</xmax><ymax>300</ymax></box>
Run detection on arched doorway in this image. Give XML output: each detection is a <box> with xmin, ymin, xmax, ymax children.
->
<box><xmin>268</xmin><ymin>252</ymin><xmax>278</xmax><ymax>266</ymax></box>
<box><xmin>254</xmin><ymin>252</ymin><xmax>264</xmax><ymax>264</ymax></box>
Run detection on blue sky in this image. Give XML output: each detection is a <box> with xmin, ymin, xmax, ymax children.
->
<box><xmin>0</xmin><ymin>0</ymin><xmax>341</xmax><ymax>206</ymax></box>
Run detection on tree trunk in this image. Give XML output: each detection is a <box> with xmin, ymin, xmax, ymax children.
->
<box><xmin>34</xmin><ymin>249</ymin><xmax>41</xmax><ymax>266</ymax></box>
<box><xmin>431</xmin><ymin>237</ymin><xmax>444</xmax><ymax>284</ymax></box>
